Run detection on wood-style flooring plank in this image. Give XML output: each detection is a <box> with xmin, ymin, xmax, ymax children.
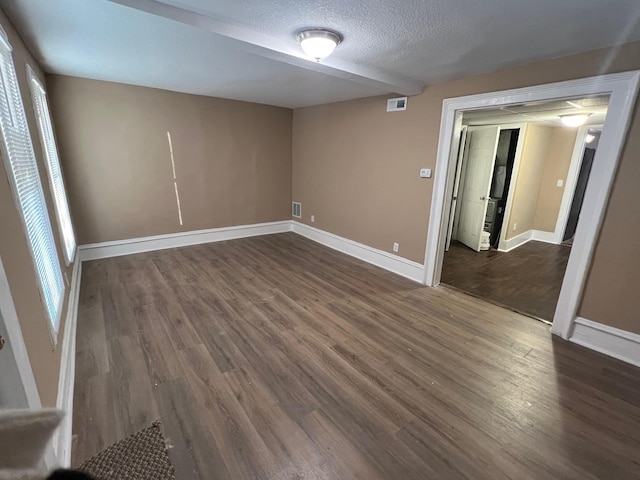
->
<box><xmin>441</xmin><ymin>240</ymin><xmax>571</xmax><ymax>321</ymax></box>
<box><xmin>72</xmin><ymin>232</ymin><xmax>640</xmax><ymax>479</ymax></box>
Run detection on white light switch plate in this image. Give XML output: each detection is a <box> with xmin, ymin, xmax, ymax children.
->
<box><xmin>420</xmin><ymin>168</ymin><xmax>432</xmax><ymax>178</ymax></box>
<box><xmin>557</xmin><ymin>179</ymin><xmax>564</xmax><ymax>187</ymax></box>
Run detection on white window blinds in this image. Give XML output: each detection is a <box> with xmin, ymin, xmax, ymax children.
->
<box><xmin>27</xmin><ymin>67</ymin><xmax>76</xmax><ymax>265</ymax></box>
<box><xmin>0</xmin><ymin>33</ymin><xmax>65</xmax><ymax>338</ymax></box>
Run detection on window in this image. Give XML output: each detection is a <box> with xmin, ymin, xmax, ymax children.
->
<box><xmin>27</xmin><ymin>66</ymin><xmax>76</xmax><ymax>264</ymax></box>
<box><xmin>0</xmin><ymin>30</ymin><xmax>65</xmax><ymax>340</ymax></box>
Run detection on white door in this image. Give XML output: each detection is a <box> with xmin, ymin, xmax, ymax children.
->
<box><xmin>0</xmin><ymin>257</ymin><xmax>40</xmax><ymax>410</ymax></box>
<box><xmin>457</xmin><ymin>126</ymin><xmax>500</xmax><ymax>251</ymax></box>
<box><xmin>446</xmin><ymin>126</ymin><xmax>468</xmax><ymax>251</ymax></box>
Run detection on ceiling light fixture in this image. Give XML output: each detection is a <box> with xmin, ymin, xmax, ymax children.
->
<box><xmin>585</xmin><ymin>133</ymin><xmax>596</xmax><ymax>143</ymax></box>
<box><xmin>560</xmin><ymin>114</ymin><xmax>590</xmax><ymax>127</ymax></box>
<box><xmin>297</xmin><ymin>29</ymin><xmax>343</xmax><ymax>62</ymax></box>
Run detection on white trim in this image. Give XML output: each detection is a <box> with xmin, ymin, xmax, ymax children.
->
<box><xmin>79</xmin><ymin>219</ymin><xmax>425</xmax><ymax>282</ymax></box>
<box><xmin>26</xmin><ymin>65</ymin><xmax>77</xmax><ymax>267</ymax></box>
<box><xmin>78</xmin><ymin>221</ymin><xmax>292</xmax><ymax>261</ymax></box>
<box><xmin>553</xmin><ymin>126</ymin><xmax>588</xmax><ymax>243</ymax></box>
<box><xmin>497</xmin><ymin>124</ymin><xmax>527</xmax><ymax>252</ymax></box>
<box><xmin>292</xmin><ymin>221</ymin><xmax>424</xmax><ymax>283</ymax></box>
<box><xmin>498</xmin><ymin>230</ymin><xmax>533</xmax><ymax>252</ymax></box>
<box><xmin>570</xmin><ymin>317</ymin><xmax>640</xmax><ymax>368</ymax></box>
<box><xmin>498</xmin><ymin>229</ymin><xmax>566</xmax><ymax>252</ymax></box>
<box><xmin>552</xmin><ymin>73</ymin><xmax>639</xmax><ymax>338</ymax></box>
<box><xmin>0</xmin><ymin>256</ymin><xmax>59</xmax><ymax>469</ymax></box>
<box><xmin>0</xmin><ymin>25</ymin><xmax>9</xmax><ymax>50</ymax></box>
<box><xmin>531</xmin><ymin>230</ymin><xmax>559</xmax><ymax>245</ymax></box>
<box><xmin>0</xmin><ymin>257</ymin><xmax>41</xmax><ymax>410</ymax></box>
<box><xmin>54</xmin><ymin>256</ymin><xmax>82</xmax><ymax>467</ymax></box>
<box><xmin>423</xmin><ymin>71</ymin><xmax>640</xmax><ymax>342</ymax></box>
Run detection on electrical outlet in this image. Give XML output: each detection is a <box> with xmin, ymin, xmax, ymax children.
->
<box><xmin>513</xmin><ymin>223</ymin><xmax>518</xmax><ymax>231</ymax></box>
<box><xmin>393</xmin><ymin>242</ymin><xmax>399</xmax><ymax>252</ymax></box>
<box><xmin>311</xmin><ymin>215</ymin><xmax>315</xmax><ymax>223</ymax></box>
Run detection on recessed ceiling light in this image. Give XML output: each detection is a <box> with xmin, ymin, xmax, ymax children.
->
<box><xmin>296</xmin><ymin>29</ymin><xmax>343</xmax><ymax>62</ymax></box>
<box><xmin>561</xmin><ymin>114</ymin><xmax>590</xmax><ymax>127</ymax></box>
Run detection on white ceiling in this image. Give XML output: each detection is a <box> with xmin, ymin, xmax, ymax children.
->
<box><xmin>3</xmin><ymin>0</ymin><xmax>640</xmax><ymax>108</ymax></box>
<box><xmin>463</xmin><ymin>96</ymin><xmax>610</xmax><ymax>127</ymax></box>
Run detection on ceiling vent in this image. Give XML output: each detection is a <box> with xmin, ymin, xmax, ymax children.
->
<box><xmin>292</xmin><ymin>201</ymin><xmax>302</xmax><ymax>218</ymax></box>
<box><xmin>387</xmin><ymin>97</ymin><xmax>407</xmax><ymax>112</ymax></box>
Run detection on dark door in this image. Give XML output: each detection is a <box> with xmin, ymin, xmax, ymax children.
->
<box><xmin>564</xmin><ymin>147</ymin><xmax>596</xmax><ymax>241</ymax></box>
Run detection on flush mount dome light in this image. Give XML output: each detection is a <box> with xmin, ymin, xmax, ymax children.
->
<box><xmin>561</xmin><ymin>114</ymin><xmax>590</xmax><ymax>127</ymax></box>
<box><xmin>297</xmin><ymin>29</ymin><xmax>343</xmax><ymax>62</ymax></box>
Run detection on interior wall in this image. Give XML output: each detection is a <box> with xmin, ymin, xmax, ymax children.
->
<box><xmin>505</xmin><ymin>125</ymin><xmax>552</xmax><ymax>240</ymax></box>
<box><xmin>292</xmin><ymin>40</ymin><xmax>640</xmax><ymax>335</ymax></box>
<box><xmin>534</xmin><ymin>127</ymin><xmax>579</xmax><ymax>232</ymax></box>
<box><xmin>47</xmin><ymin>76</ymin><xmax>293</xmax><ymax>245</ymax></box>
<box><xmin>0</xmin><ymin>9</ymin><xmax>76</xmax><ymax>407</ymax></box>
<box><xmin>293</xmin><ymin>96</ymin><xmax>430</xmax><ymax>262</ymax></box>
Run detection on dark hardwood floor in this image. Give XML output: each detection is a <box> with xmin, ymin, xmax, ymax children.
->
<box><xmin>73</xmin><ymin>233</ymin><xmax>640</xmax><ymax>479</ymax></box>
<box><xmin>441</xmin><ymin>240</ymin><xmax>571</xmax><ymax>321</ymax></box>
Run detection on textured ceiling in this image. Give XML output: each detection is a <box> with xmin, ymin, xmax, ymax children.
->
<box><xmin>162</xmin><ymin>0</ymin><xmax>640</xmax><ymax>83</ymax></box>
<box><xmin>3</xmin><ymin>0</ymin><xmax>640</xmax><ymax>108</ymax></box>
<box><xmin>463</xmin><ymin>96</ymin><xmax>610</xmax><ymax>127</ymax></box>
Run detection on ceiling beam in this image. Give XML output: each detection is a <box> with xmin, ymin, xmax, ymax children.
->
<box><xmin>108</xmin><ymin>0</ymin><xmax>424</xmax><ymax>96</ymax></box>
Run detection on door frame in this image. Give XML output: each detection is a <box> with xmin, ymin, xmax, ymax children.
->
<box><xmin>495</xmin><ymin>123</ymin><xmax>527</xmax><ymax>251</ymax></box>
<box><xmin>0</xmin><ymin>256</ymin><xmax>41</xmax><ymax>409</ymax></box>
<box><xmin>423</xmin><ymin>71</ymin><xmax>640</xmax><ymax>339</ymax></box>
<box><xmin>445</xmin><ymin>126</ymin><xmax>467</xmax><ymax>250</ymax></box>
<box><xmin>553</xmin><ymin>124</ymin><xmax>603</xmax><ymax>243</ymax></box>
<box><xmin>0</xmin><ymin>256</ymin><xmax>57</xmax><ymax>468</ymax></box>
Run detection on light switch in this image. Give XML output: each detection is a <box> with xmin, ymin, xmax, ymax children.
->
<box><xmin>420</xmin><ymin>168</ymin><xmax>432</xmax><ymax>178</ymax></box>
<box><xmin>557</xmin><ymin>179</ymin><xmax>564</xmax><ymax>187</ymax></box>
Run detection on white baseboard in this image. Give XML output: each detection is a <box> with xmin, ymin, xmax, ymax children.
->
<box><xmin>54</xmin><ymin>255</ymin><xmax>82</xmax><ymax>467</ymax></box>
<box><xmin>79</xmin><ymin>218</ymin><xmax>424</xmax><ymax>281</ymax></box>
<box><xmin>499</xmin><ymin>229</ymin><xmax>562</xmax><ymax>252</ymax></box>
<box><xmin>499</xmin><ymin>230</ymin><xmax>532</xmax><ymax>252</ymax></box>
<box><xmin>292</xmin><ymin>221</ymin><xmax>425</xmax><ymax>283</ymax></box>
<box><xmin>531</xmin><ymin>230</ymin><xmax>561</xmax><ymax>245</ymax></box>
<box><xmin>78</xmin><ymin>220</ymin><xmax>293</xmax><ymax>261</ymax></box>
<box><xmin>570</xmin><ymin>317</ymin><xmax>640</xmax><ymax>367</ymax></box>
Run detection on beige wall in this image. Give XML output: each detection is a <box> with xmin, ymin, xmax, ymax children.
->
<box><xmin>0</xmin><ymin>9</ymin><xmax>76</xmax><ymax>406</ymax></box>
<box><xmin>293</xmin><ymin>96</ymin><xmax>430</xmax><ymax>262</ymax></box>
<box><xmin>47</xmin><ymin>76</ymin><xmax>292</xmax><ymax>245</ymax></box>
<box><xmin>505</xmin><ymin>125</ymin><xmax>552</xmax><ymax>240</ymax></box>
<box><xmin>292</xmin><ymin>40</ymin><xmax>640</xmax><ymax>334</ymax></box>
<box><xmin>505</xmin><ymin>124</ymin><xmax>578</xmax><ymax>239</ymax></box>
<box><xmin>534</xmin><ymin>127</ymin><xmax>579</xmax><ymax>232</ymax></box>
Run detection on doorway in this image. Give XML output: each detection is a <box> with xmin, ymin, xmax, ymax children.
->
<box><xmin>447</xmin><ymin>126</ymin><xmax>521</xmax><ymax>253</ymax></box>
<box><xmin>423</xmin><ymin>71</ymin><xmax>640</xmax><ymax>339</ymax></box>
<box><xmin>440</xmin><ymin>99</ymin><xmax>608</xmax><ymax>323</ymax></box>
<box><xmin>563</xmin><ymin>128</ymin><xmax>601</xmax><ymax>244</ymax></box>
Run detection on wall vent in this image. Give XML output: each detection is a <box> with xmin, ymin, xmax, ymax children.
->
<box><xmin>292</xmin><ymin>201</ymin><xmax>302</xmax><ymax>218</ymax></box>
<box><xmin>386</xmin><ymin>97</ymin><xmax>407</xmax><ymax>112</ymax></box>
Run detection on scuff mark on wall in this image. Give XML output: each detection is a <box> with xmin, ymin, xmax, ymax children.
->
<box><xmin>167</xmin><ymin>131</ymin><xmax>183</xmax><ymax>226</ymax></box>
